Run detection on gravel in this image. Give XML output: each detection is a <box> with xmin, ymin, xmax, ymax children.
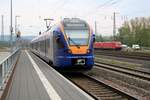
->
<box><xmin>86</xmin><ymin>67</ymin><xmax>150</xmax><ymax>99</ymax></box>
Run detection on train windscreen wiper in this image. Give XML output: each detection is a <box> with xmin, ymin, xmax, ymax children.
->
<box><xmin>68</xmin><ymin>37</ymin><xmax>80</xmax><ymax>48</ymax></box>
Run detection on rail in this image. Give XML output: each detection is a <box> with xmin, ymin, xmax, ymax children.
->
<box><xmin>0</xmin><ymin>49</ymin><xmax>20</xmax><ymax>89</ymax></box>
<box><xmin>66</xmin><ymin>73</ymin><xmax>137</xmax><ymax>100</ymax></box>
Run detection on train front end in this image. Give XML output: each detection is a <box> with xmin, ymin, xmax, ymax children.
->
<box><xmin>54</xmin><ymin>18</ymin><xmax>95</xmax><ymax>71</ymax></box>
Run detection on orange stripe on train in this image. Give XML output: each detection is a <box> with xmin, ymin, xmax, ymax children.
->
<box><xmin>69</xmin><ymin>46</ymin><xmax>88</xmax><ymax>54</ymax></box>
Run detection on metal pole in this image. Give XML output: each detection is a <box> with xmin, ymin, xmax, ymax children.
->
<box><xmin>44</xmin><ymin>18</ymin><xmax>54</xmax><ymax>29</ymax></box>
<box><xmin>113</xmin><ymin>12</ymin><xmax>116</xmax><ymax>41</ymax></box>
<box><xmin>15</xmin><ymin>16</ymin><xmax>20</xmax><ymax>49</ymax></box>
<box><xmin>15</xmin><ymin>16</ymin><xmax>17</xmax><ymax>50</ymax></box>
<box><xmin>1</xmin><ymin>15</ymin><xmax>4</xmax><ymax>41</ymax></box>
<box><xmin>15</xmin><ymin>16</ymin><xmax>20</xmax><ymax>35</ymax></box>
<box><xmin>95</xmin><ymin>21</ymin><xmax>97</xmax><ymax>36</ymax></box>
<box><xmin>10</xmin><ymin>0</ymin><xmax>13</xmax><ymax>52</ymax></box>
<box><xmin>15</xmin><ymin>16</ymin><xmax>17</xmax><ymax>36</ymax></box>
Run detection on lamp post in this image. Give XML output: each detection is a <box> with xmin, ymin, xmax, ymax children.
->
<box><xmin>15</xmin><ymin>16</ymin><xmax>20</xmax><ymax>49</ymax></box>
<box><xmin>15</xmin><ymin>16</ymin><xmax>20</xmax><ymax>35</ymax></box>
<box><xmin>113</xmin><ymin>12</ymin><xmax>116</xmax><ymax>41</ymax></box>
<box><xmin>10</xmin><ymin>0</ymin><xmax>13</xmax><ymax>52</ymax></box>
<box><xmin>44</xmin><ymin>18</ymin><xmax>54</xmax><ymax>29</ymax></box>
<box><xmin>1</xmin><ymin>15</ymin><xmax>4</xmax><ymax>41</ymax></box>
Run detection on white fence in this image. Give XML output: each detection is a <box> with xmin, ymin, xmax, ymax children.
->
<box><xmin>0</xmin><ymin>49</ymin><xmax>20</xmax><ymax>89</ymax></box>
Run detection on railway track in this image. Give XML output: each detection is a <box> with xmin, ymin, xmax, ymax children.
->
<box><xmin>94</xmin><ymin>50</ymin><xmax>150</xmax><ymax>61</ymax></box>
<box><xmin>95</xmin><ymin>62</ymin><xmax>150</xmax><ymax>82</ymax></box>
<box><xmin>65</xmin><ymin>73</ymin><xmax>137</xmax><ymax>100</ymax></box>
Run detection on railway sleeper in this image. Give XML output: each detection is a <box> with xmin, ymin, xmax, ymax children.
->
<box><xmin>100</xmin><ymin>96</ymin><xmax>126</xmax><ymax>100</ymax></box>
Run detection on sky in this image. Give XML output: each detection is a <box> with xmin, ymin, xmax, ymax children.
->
<box><xmin>0</xmin><ymin>0</ymin><xmax>150</xmax><ymax>36</ymax></box>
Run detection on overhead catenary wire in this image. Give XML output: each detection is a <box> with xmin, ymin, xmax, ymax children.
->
<box><xmin>85</xmin><ymin>0</ymin><xmax>124</xmax><ymax>18</ymax></box>
<box><xmin>97</xmin><ymin>0</ymin><xmax>116</xmax><ymax>8</ymax></box>
<box><xmin>37</xmin><ymin>0</ymin><xmax>69</xmax><ymax>19</ymax></box>
<box><xmin>106</xmin><ymin>0</ymin><xmax>123</xmax><ymax>7</ymax></box>
<box><xmin>96</xmin><ymin>0</ymin><xmax>121</xmax><ymax>9</ymax></box>
<box><xmin>50</xmin><ymin>0</ymin><xmax>70</xmax><ymax>18</ymax></box>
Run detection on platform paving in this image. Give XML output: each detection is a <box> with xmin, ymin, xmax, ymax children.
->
<box><xmin>6</xmin><ymin>50</ymin><xmax>94</xmax><ymax>100</ymax></box>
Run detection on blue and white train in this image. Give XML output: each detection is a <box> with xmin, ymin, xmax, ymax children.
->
<box><xmin>30</xmin><ymin>18</ymin><xmax>95</xmax><ymax>71</ymax></box>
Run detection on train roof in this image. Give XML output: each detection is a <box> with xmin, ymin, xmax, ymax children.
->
<box><xmin>62</xmin><ymin>18</ymin><xmax>89</xmax><ymax>30</ymax></box>
<box><xmin>31</xmin><ymin>18</ymin><xmax>90</xmax><ymax>43</ymax></box>
<box><xmin>31</xmin><ymin>31</ymin><xmax>51</xmax><ymax>43</ymax></box>
<box><xmin>30</xmin><ymin>21</ymin><xmax>60</xmax><ymax>43</ymax></box>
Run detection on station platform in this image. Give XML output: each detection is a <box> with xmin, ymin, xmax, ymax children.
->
<box><xmin>6</xmin><ymin>50</ymin><xmax>94</xmax><ymax>100</ymax></box>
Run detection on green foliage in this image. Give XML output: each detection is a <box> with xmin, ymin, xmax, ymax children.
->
<box><xmin>95</xmin><ymin>34</ymin><xmax>115</xmax><ymax>42</ymax></box>
<box><xmin>95</xmin><ymin>34</ymin><xmax>104</xmax><ymax>42</ymax></box>
<box><xmin>117</xmin><ymin>17</ymin><xmax>150</xmax><ymax>47</ymax></box>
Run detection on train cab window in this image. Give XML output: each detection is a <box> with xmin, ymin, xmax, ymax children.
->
<box><xmin>65</xmin><ymin>29</ymin><xmax>89</xmax><ymax>46</ymax></box>
<box><xmin>56</xmin><ymin>38</ymin><xmax>64</xmax><ymax>49</ymax></box>
<box><xmin>53</xmin><ymin>31</ymin><xmax>65</xmax><ymax>49</ymax></box>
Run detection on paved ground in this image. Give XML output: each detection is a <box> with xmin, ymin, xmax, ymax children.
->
<box><xmin>6</xmin><ymin>50</ymin><xmax>94</xmax><ymax>100</ymax></box>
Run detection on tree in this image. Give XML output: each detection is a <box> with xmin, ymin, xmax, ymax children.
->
<box><xmin>117</xmin><ymin>17</ymin><xmax>150</xmax><ymax>47</ymax></box>
<box><xmin>95</xmin><ymin>34</ymin><xmax>104</xmax><ymax>42</ymax></box>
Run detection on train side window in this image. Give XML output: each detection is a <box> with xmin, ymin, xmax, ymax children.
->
<box><xmin>58</xmin><ymin>41</ymin><xmax>64</xmax><ymax>49</ymax></box>
<box><xmin>34</xmin><ymin>43</ymin><xmax>36</xmax><ymax>50</ymax></box>
<box><xmin>40</xmin><ymin>41</ymin><xmax>43</xmax><ymax>52</ymax></box>
<box><xmin>42</xmin><ymin>40</ymin><xmax>44</xmax><ymax>52</ymax></box>
<box><xmin>45</xmin><ymin>39</ymin><xmax>49</xmax><ymax>54</ymax></box>
<box><xmin>46</xmin><ymin>39</ymin><xmax>50</xmax><ymax>48</ymax></box>
<box><xmin>53</xmin><ymin>31</ymin><xmax>64</xmax><ymax>49</ymax></box>
<box><xmin>41</xmin><ymin>41</ymin><xmax>43</xmax><ymax>52</ymax></box>
<box><xmin>36</xmin><ymin>42</ymin><xmax>38</xmax><ymax>50</ymax></box>
<box><xmin>55</xmin><ymin>37</ymin><xmax>64</xmax><ymax>49</ymax></box>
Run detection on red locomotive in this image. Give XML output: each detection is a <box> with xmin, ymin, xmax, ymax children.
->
<box><xmin>94</xmin><ymin>41</ymin><xmax>122</xmax><ymax>50</ymax></box>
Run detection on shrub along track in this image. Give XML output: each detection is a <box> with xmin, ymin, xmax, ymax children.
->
<box><xmin>94</xmin><ymin>50</ymin><xmax>150</xmax><ymax>61</ymax></box>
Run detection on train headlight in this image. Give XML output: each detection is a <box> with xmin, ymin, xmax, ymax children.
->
<box><xmin>68</xmin><ymin>49</ymin><xmax>72</xmax><ymax>54</ymax></box>
<box><xmin>87</xmin><ymin>49</ymin><xmax>91</xmax><ymax>53</ymax></box>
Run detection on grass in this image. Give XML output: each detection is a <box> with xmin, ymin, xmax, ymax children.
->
<box><xmin>95</xmin><ymin>56</ymin><xmax>142</xmax><ymax>69</ymax></box>
<box><xmin>135</xmin><ymin>50</ymin><xmax>150</xmax><ymax>54</ymax></box>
